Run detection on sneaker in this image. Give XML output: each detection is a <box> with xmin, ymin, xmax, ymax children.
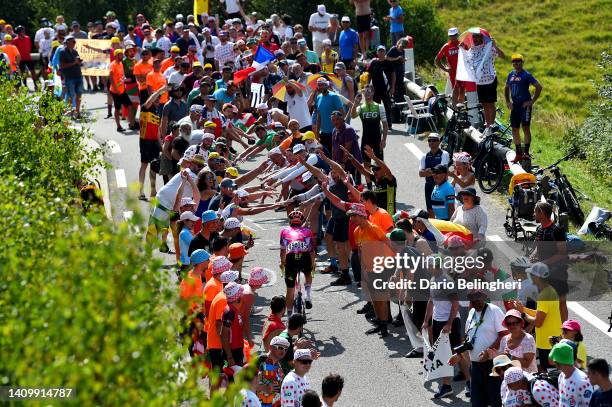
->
<box><xmin>405</xmin><ymin>348</ymin><xmax>424</xmax><ymax>358</ymax></box>
<box><xmin>320</xmin><ymin>264</ymin><xmax>339</xmax><ymax>274</ymax></box>
<box><xmin>378</xmin><ymin>323</ymin><xmax>388</xmax><ymax>338</ymax></box>
<box><xmin>391</xmin><ymin>314</ymin><xmax>404</xmax><ymax>327</ymax></box>
<box><xmin>104</xmin><ymin>113</ymin><xmax>112</xmax><ymax>119</ymax></box>
<box><xmin>330</xmin><ymin>275</ymin><xmax>351</xmax><ymax>286</ymax></box>
<box><xmin>159</xmin><ymin>242</ymin><xmax>170</xmax><ymax>253</ymax></box>
<box><xmin>129</xmin><ymin>123</ymin><xmax>140</xmax><ymax>131</ymax></box>
<box><xmin>356</xmin><ymin>302</ymin><xmax>373</xmax><ymax>314</ymax></box>
<box><xmin>305</xmin><ymin>300</ymin><xmax>312</xmax><ymax>309</ymax></box>
<box><xmin>434</xmin><ymin>384</ymin><xmax>453</xmax><ymax>399</ymax></box>
<box><xmin>117</xmin><ymin>126</ymin><xmax>125</xmax><ymax>132</ymax></box>
<box><xmin>365</xmin><ymin>322</ymin><xmax>381</xmax><ymax>335</ymax></box>
<box><xmin>465</xmin><ymin>381</ymin><xmax>471</xmax><ymax>398</ymax></box>
<box><xmin>364</xmin><ymin>309</ymin><xmax>375</xmax><ymax>320</ymax></box>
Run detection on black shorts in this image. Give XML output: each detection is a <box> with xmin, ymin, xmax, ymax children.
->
<box><xmin>111</xmin><ymin>91</ymin><xmax>132</xmax><ymax>109</ymax></box>
<box><xmin>477</xmin><ymin>77</ymin><xmax>498</xmax><ymax>104</ymax></box>
<box><xmin>326</xmin><ymin>217</ymin><xmax>349</xmax><ymax>242</ymax></box>
<box><xmin>139</xmin><ymin>138</ymin><xmax>161</xmax><ymax>163</ymax></box>
<box><xmin>285</xmin><ymin>252</ymin><xmax>312</xmax><ymax>288</ymax></box>
<box><xmin>40</xmin><ymin>57</ymin><xmax>49</xmax><ymax>67</ymax></box>
<box><xmin>432</xmin><ymin>317</ymin><xmax>461</xmax><ymax>349</ymax></box>
<box><xmin>208</xmin><ymin>348</ymin><xmax>244</xmax><ymax>372</ymax></box>
<box><xmin>356</xmin><ymin>14</ymin><xmax>371</xmax><ymax>33</ymax></box>
<box><xmin>18</xmin><ymin>60</ymin><xmax>35</xmax><ymax>72</ymax></box>
<box><xmin>364</xmin><ymin>268</ymin><xmax>395</xmax><ymax>301</ymax></box>
<box><xmin>299</xmin><ymin>125</ymin><xmax>312</xmax><ymax>132</ymax></box>
<box><xmin>227</xmin><ymin>12</ymin><xmax>242</xmax><ymax>19</ymax></box>
<box><xmin>341</xmin><ymin>59</ymin><xmax>355</xmax><ymax>70</ymax></box>
<box><xmin>139</xmin><ymin>88</ymin><xmax>149</xmax><ymax>106</ymax></box>
<box><xmin>361</xmin><ymin>137</ymin><xmax>383</xmax><ymax>162</ymax></box>
<box><xmin>547</xmin><ymin>276</ymin><xmax>569</xmax><ymax>296</ymax></box>
<box><xmin>425</xmin><ymin>182</ymin><xmax>434</xmax><ymax>209</ymax></box>
<box><xmin>510</xmin><ymin>104</ymin><xmax>532</xmax><ymax>128</ymax></box>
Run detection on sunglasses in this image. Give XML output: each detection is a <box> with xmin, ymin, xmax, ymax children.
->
<box><xmin>297</xmin><ymin>359</ymin><xmax>313</xmax><ymax>365</ymax></box>
<box><xmin>272</xmin><ymin>345</ymin><xmax>288</xmax><ymax>351</ymax></box>
<box><xmin>505</xmin><ymin>319</ymin><xmax>522</xmax><ymax>327</ymax></box>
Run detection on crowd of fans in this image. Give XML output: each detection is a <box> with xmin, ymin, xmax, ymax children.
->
<box><xmin>1</xmin><ymin>1</ymin><xmax>610</xmax><ymax>406</ymax></box>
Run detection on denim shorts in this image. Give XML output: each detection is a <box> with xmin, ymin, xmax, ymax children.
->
<box><xmin>65</xmin><ymin>77</ymin><xmax>84</xmax><ymax>98</ymax></box>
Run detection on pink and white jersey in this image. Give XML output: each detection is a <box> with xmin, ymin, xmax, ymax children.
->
<box><xmin>280</xmin><ymin>226</ymin><xmax>314</xmax><ymax>254</ymax></box>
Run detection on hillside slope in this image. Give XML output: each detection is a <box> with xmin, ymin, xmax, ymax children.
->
<box><xmin>435</xmin><ymin>0</ymin><xmax>611</xmax><ymax>119</ymax></box>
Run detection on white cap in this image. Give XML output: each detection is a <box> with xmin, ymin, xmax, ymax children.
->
<box><xmin>302</xmin><ymin>171</ymin><xmax>313</xmax><ymax>183</ymax></box>
<box><xmin>292</xmin><ymin>144</ymin><xmax>306</xmax><ymax>154</ymax></box>
<box><xmin>179</xmin><ymin>211</ymin><xmax>199</xmax><ymax>222</ymax></box>
<box><xmin>268</xmin><ymin>147</ymin><xmax>282</xmax><ymax>157</ymax></box>
<box><xmin>294</xmin><ymin>348</ymin><xmax>313</xmax><ymax>361</ymax></box>
<box><xmin>202</xmin><ymin>132</ymin><xmax>215</xmax><ymax>140</ymax></box>
<box><xmin>175</xmin><ymin>22</ymin><xmax>184</xmax><ymax>29</ymax></box>
<box><xmin>322</xmin><ymin>39</ymin><xmax>332</xmax><ymax>46</ymax></box>
<box><xmin>256</xmin><ymin>102</ymin><xmax>268</xmax><ymax>110</ymax></box>
<box><xmin>270</xmin><ymin>336</ymin><xmax>290</xmax><ymax>347</ymax></box>
<box><xmin>317</xmin><ymin>4</ymin><xmax>326</xmax><ymax>14</ymax></box>
<box><xmin>180</xmin><ymin>197</ymin><xmax>196</xmax><ymax>207</ymax></box>
<box><xmin>224</xmin><ymin>217</ymin><xmax>241</xmax><ymax>230</ymax></box>
<box><xmin>235</xmin><ymin>189</ymin><xmax>250</xmax><ymax>198</ymax></box>
<box><xmin>341</xmin><ymin>16</ymin><xmax>350</xmax><ymax>23</ymax></box>
<box><xmin>448</xmin><ymin>27</ymin><xmax>459</xmax><ymax>36</ymax></box>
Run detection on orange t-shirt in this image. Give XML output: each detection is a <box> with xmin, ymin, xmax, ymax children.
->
<box><xmin>179</xmin><ymin>271</ymin><xmax>204</xmax><ymax>313</ymax></box>
<box><xmin>1</xmin><ymin>44</ymin><xmax>20</xmax><ymax>72</ymax></box>
<box><xmin>205</xmin><ymin>254</ymin><xmax>219</xmax><ymax>282</ymax></box>
<box><xmin>146</xmin><ymin>71</ymin><xmax>168</xmax><ymax>104</ymax></box>
<box><xmin>369</xmin><ymin>208</ymin><xmax>394</xmax><ymax>233</ymax></box>
<box><xmin>206</xmin><ymin>291</ymin><xmax>227</xmax><ymax>350</ymax></box>
<box><xmin>108</xmin><ymin>60</ymin><xmax>126</xmax><ymax>94</ymax></box>
<box><xmin>354</xmin><ymin>221</ymin><xmax>394</xmax><ymax>272</ymax></box>
<box><xmin>203</xmin><ymin>277</ymin><xmax>223</xmax><ymax>316</ymax></box>
<box><xmin>133</xmin><ymin>60</ymin><xmax>153</xmax><ymax>90</ymax></box>
<box><xmin>161</xmin><ymin>56</ymin><xmax>174</xmax><ymax>73</ymax></box>
<box><xmin>279</xmin><ymin>133</ymin><xmax>302</xmax><ymax>151</ymax></box>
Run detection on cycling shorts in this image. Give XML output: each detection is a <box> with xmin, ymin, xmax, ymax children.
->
<box><xmin>284</xmin><ymin>252</ymin><xmax>312</xmax><ymax>288</ymax></box>
<box><xmin>510</xmin><ymin>104</ymin><xmax>532</xmax><ymax>128</ymax></box>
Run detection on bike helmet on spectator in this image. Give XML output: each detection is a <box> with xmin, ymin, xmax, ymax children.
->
<box><xmin>288</xmin><ymin>210</ymin><xmax>305</xmax><ymax>225</ymax></box>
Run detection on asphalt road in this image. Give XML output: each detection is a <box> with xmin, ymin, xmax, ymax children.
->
<box><xmin>80</xmin><ymin>90</ymin><xmax>611</xmax><ymax>406</ymax></box>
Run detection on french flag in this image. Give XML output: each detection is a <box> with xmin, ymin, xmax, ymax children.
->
<box><xmin>233</xmin><ymin>46</ymin><xmax>275</xmax><ymax>84</ymax></box>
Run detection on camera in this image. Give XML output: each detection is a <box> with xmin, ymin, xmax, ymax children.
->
<box><xmin>453</xmin><ymin>337</ymin><xmax>474</xmax><ymax>354</ymax></box>
<box><xmin>549</xmin><ymin>336</ymin><xmax>561</xmax><ymax>345</ymax></box>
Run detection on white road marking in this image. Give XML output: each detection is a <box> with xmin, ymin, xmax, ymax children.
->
<box><xmin>123</xmin><ymin>211</ymin><xmax>133</xmax><ymax>221</ymax></box>
<box><xmin>568</xmin><ymin>302</ymin><xmax>612</xmax><ymax>339</ymax></box>
<box><xmin>106</xmin><ymin>140</ymin><xmax>121</xmax><ymax>153</ymax></box>
<box><xmin>486</xmin><ymin>234</ymin><xmax>518</xmax><ymax>260</ymax></box>
<box><xmin>115</xmin><ymin>169</ymin><xmax>127</xmax><ymax>188</ymax></box>
<box><xmin>404</xmin><ymin>142</ymin><xmax>424</xmax><ymax>160</ymax></box>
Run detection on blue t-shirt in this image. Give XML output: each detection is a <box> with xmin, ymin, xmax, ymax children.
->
<box><xmin>179</xmin><ymin>228</ymin><xmax>194</xmax><ymax>265</ymax></box>
<box><xmin>506</xmin><ymin>69</ymin><xmax>538</xmax><ymax>103</ymax></box>
<box><xmin>315</xmin><ymin>92</ymin><xmax>344</xmax><ymax>134</ymax></box>
<box><xmin>215</xmin><ymin>78</ymin><xmax>227</xmax><ymax>91</ymax></box>
<box><xmin>389</xmin><ymin>6</ymin><xmax>404</xmax><ymax>33</ymax></box>
<box><xmin>339</xmin><ymin>28</ymin><xmax>359</xmax><ymax>60</ymax></box>
<box><xmin>213</xmin><ymin>88</ymin><xmax>235</xmax><ymax>110</ymax></box>
<box><xmin>431</xmin><ymin>180</ymin><xmax>455</xmax><ymax>220</ymax></box>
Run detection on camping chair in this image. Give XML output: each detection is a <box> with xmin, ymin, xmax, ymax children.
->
<box><xmin>402</xmin><ymin>95</ymin><xmax>437</xmax><ymax>135</ymax></box>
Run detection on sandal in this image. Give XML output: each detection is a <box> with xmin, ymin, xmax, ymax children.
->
<box><xmin>138</xmin><ymin>194</ymin><xmax>148</xmax><ymax>201</ymax></box>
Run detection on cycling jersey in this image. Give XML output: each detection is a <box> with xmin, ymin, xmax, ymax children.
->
<box><xmin>357</xmin><ymin>101</ymin><xmax>386</xmax><ymax>143</ymax></box>
<box><xmin>280</xmin><ymin>226</ymin><xmax>314</xmax><ymax>254</ymax></box>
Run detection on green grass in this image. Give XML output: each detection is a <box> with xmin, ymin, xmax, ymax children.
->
<box><xmin>420</xmin><ymin>0</ymin><xmax>612</xmax><ymax>219</ymax></box>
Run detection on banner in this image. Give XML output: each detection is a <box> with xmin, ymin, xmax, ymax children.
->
<box><xmin>456</xmin><ymin>41</ymin><xmax>493</xmax><ymax>85</ymax></box>
<box><xmin>422</xmin><ymin>330</ymin><xmax>454</xmax><ymax>382</ymax></box>
<box><xmin>75</xmin><ymin>39</ymin><xmax>111</xmax><ymax>76</ymax></box>
<box><xmin>194</xmin><ymin>0</ymin><xmax>209</xmax><ymax>25</ymax></box>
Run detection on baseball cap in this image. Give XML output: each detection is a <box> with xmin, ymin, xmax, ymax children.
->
<box><xmin>71</xmin><ymin>20</ymin><xmax>80</xmax><ymax>27</ymax></box>
<box><xmin>229</xmin><ymin>243</ymin><xmax>248</xmax><ymax>260</ymax></box>
<box><xmin>334</xmin><ymin>61</ymin><xmax>346</xmax><ymax>70</ymax></box>
<box><xmin>561</xmin><ymin>319</ymin><xmax>581</xmax><ymax>332</ymax></box>
<box><xmin>387</xmin><ymin>228</ymin><xmax>407</xmax><ymax>242</ymax></box>
<box><xmin>270</xmin><ymin>336</ymin><xmax>290</xmax><ymax>347</ymax></box>
<box><xmin>201</xmin><ymin>210</ymin><xmax>217</xmax><ymax>224</ymax></box>
<box><xmin>225</xmin><ymin>167</ymin><xmax>239</xmax><ymax>178</ymax></box>
<box><xmin>297</xmin><ymin>39</ymin><xmax>307</xmax><ymax>46</ymax></box>
<box><xmin>549</xmin><ymin>342</ymin><xmax>575</xmax><ymax>365</ymax></box>
<box><xmin>203</xmin><ymin>120</ymin><xmax>217</xmax><ymax>128</ymax></box>
<box><xmin>255</xmin><ymin>102</ymin><xmax>268</xmax><ymax>110</ymax></box>
<box><xmin>346</xmin><ymin>203</ymin><xmax>368</xmax><ymax>218</ymax></box>
<box><xmin>224</xmin><ymin>217</ymin><xmax>241</xmax><ymax>230</ymax></box>
<box><xmin>428</xmin><ymin>132</ymin><xmax>441</xmax><ymax>140</ymax></box>
<box><xmin>409</xmin><ymin>208</ymin><xmax>429</xmax><ymax>220</ymax></box>
<box><xmin>268</xmin><ymin>147</ymin><xmax>282</xmax><ymax>157</ymax></box>
<box><xmin>220</xmin><ymin>270</ymin><xmax>239</xmax><ymax>284</ymax></box>
<box><xmin>526</xmin><ymin>262</ymin><xmax>550</xmax><ymax>278</ymax></box>
<box><xmin>448</xmin><ymin>27</ymin><xmax>459</xmax><ymax>36</ymax></box>
<box><xmin>206</xmin><ymin>95</ymin><xmax>217</xmax><ymax>101</ymax></box>
<box><xmin>511</xmin><ymin>53</ymin><xmax>524</xmax><ymax>61</ymax></box>
<box><xmin>376</xmin><ymin>45</ymin><xmax>386</xmax><ymax>52</ymax></box>
<box><xmin>235</xmin><ymin>189</ymin><xmax>250</xmax><ymax>198</ymax></box>
<box><xmin>212</xmin><ymin>256</ymin><xmax>233</xmax><ymax>276</ymax></box>
<box><xmin>294</xmin><ymin>348</ymin><xmax>313</xmax><ymax>361</ymax></box>
<box><xmin>432</xmin><ymin>164</ymin><xmax>448</xmax><ymax>174</ymax></box>
<box><xmin>341</xmin><ymin>16</ymin><xmax>351</xmax><ymax>23</ymax></box>
<box><xmin>64</xmin><ymin>35</ymin><xmax>75</xmax><ymax>42</ymax></box>
<box><xmin>190</xmin><ymin>249</ymin><xmax>211</xmax><ymax>265</ymax></box>
<box><xmin>322</xmin><ymin>39</ymin><xmax>332</xmax><ymax>46</ymax></box>
<box><xmin>180</xmin><ymin>197</ymin><xmax>196</xmax><ymax>207</ymax></box>
<box><xmin>316</xmin><ymin>77</ymin><xmax>328</xmax><ymax>86</ymax></box>
<box><xmin>170</xmin><ymin>45</ymin><xmax>180</xmax><ymax>53</ymax></box>
<box><xmin>220</xmin><ymin>178</ymin><xmax>236</xmax><ymax>189</ymax></box>
<box><xmin>179</xmin><ymin>211</ymin><xmax>199</xmax><ymax>222</ymax></box>
<box><xmin>111</xmin><ymin>36</ymin><xmax>120</xmax><ymax>44</ymax></box>
<box><xmin>190</xmin><ymin>104</ymin><xmax>204</xmax><ymax>113</ymax></box>
<box><xmin>113</xmin><ymin>48</ymin><xmax>124</xmax><ymax>56</ymax></box>
<box><xmin>203</xmin><ymin>63</ymin><xmax>213</xmax><ymax>70</ymax></box>
<box><xmin>224</xmin><ymin>281</ymin><xmax>244</xmax><ymax>303</ymax></box>
<box><xmin>292</xmin><ymin>144</ymin><xmax>306</xmax><ymax>154</ymax></box>
<box><xmin>301</xmin><ymin>131</ymin><xmax>316</xmax><ymax>141</ymax></box>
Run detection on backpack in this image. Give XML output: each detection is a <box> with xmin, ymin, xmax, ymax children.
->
<box><xmin>514</xmin><ymin>183</ymin><xmax>538</xmax><ymax>220</ymax></box>
<box><xmin>529</xmin><ymin>370</ymin><xmax>561</xmax><ymax>390</ymax></box>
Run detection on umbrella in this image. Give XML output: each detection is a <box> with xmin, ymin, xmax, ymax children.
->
<box><xmin>271</xmin><ymin>79</ymin><xmax>307</xmax><ymax>102</ymax></box>
<box><xmin>305</xmin><ymin>73</ymin><xmax>343</xmax><ymax>90</ymax></box>
<box><xmin>459</xmin><ymin>27</ymin><xmax>491</xmax><ymax>49</ymax></box>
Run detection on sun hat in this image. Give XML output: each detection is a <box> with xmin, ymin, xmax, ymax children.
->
<box><xmin>294</xmin><ymin>348</ymin><xmax>313</xmax><ymax>361</ymax></box>
<box><xmin>248</xmin><ymin>267</ymin><xmax>269</xmax><ymax>286</ymax></box>
<box><xmin>549</xmin><ymin>342</ymin><xmax>575</xmax><ymax>365</ymax></box>
<box><xmin>448</xmin><ymin>27</ymin><xmax>459</xmax><ymax>36</ymax></box>
<box><xmin>220</xmin><ymin>269</ymin><xmax>239</xmax><ymax>284</ymax></box>
<box><xmin>224</xmin><ymin>281</ymin><xmax>244</xmax><ymax>303</ymax></box>
<box><xmin>490</xmin><ymin>355</ymin><xmax>521</xmax><ymax>376</ymax></box>
<box><xmin>212</xmin><ymin>256</ymin><xmax>233</xmax><ymax>276</ymax></box>
<box><xmin>270</xmin><ymin>336</ymin><xmax>290</xmax><ymax>347</ymax></box>
<box><xmin>561</xmin><ymin>319</ymin><xmax>581</xmax><ymax>332</ymax></box>
<box><xmin>346</xmin><ymin>203</ymin><xmax>367</xmax><ymax>218</ymax></box>
<box><xmin>190</xmin><ymin>249</ymin><xmax>210</xmax><ymax>265</ymax></box>
<box><xmin>502</xmin><ymin>309</ymin><xmax>524</xmax><ymax>328</ymax></box>
<box><xmin>504</xmin><ymin>367</ymin><xmax>526</xmax><ymax>384</ymax></box>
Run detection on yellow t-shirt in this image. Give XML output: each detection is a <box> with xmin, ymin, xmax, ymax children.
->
<box><xmin>577</xmin><ymin>341</ymin><xmax>587</xmax><ymax>367</ymax></box>
<box><xmin>320</xmin><ymin>50</ymin><xmax>338</xmax><ymax>73</ymax></box>
<box><xmin>534</xmin><ymin>286</ymin><xmax>562</xmax><ymax>349</ymax></box>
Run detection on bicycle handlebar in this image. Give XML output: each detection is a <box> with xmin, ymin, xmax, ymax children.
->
<box><xmin>537</xmin><ymin>150</ymin><xmax>578</xmax><ymax>173</ymax></box>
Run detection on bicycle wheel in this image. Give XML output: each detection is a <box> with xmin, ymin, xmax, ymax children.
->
<box><xmin>477</xmin><ymin>154</ymin><xmax>504</xmax><ymax>193</ymax></box>
<box><xmin>294</xmin><ymin>293</ymin><xmax>304</xmax><ymax>316</ymax></box>
<box><xmin>561</xmin><ymin>182</ymin><xmax>585</xmax><ymax>224</ymax></box>
<box><xmin>442</xmin><ymin>130</ymin><xmax>458</xmax><ymax>158</ymax></box>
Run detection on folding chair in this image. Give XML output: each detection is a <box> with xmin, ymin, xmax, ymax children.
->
<box><xmin>403</xmin><ymin>95</ymin><xmax>437</xmax><ymax>135</ymax></box>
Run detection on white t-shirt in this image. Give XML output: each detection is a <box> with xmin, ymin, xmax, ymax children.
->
<box><xmin>500</xmin><ymin>380</ymin><xmax>533</xmax><ymax>407</ymax></box>
<box><xmin>34</xmin><ymin>27</ymin><xmax>55</xmax><ymax>47</ymax></box>
<box><xmin>163</xmin><ymin>66</ymin><xmax>177</xmax><ymax>80</ymax></box>
<box><xmin>239</xmin><ymin>389</ymin><xmax>262</xmax><ymax>406</ymax></box>
<box><xmin>308</xmin><ymin>12</ymin><xmax>331</xmax><ymax>42</ymax></box>
<box><xmin>156</xmin><ymin>36</ymin><xmax>172</xmax><ymax>56</ymax></box>
<box><xmin>281</xmin><ymin>371</ymin><xmax>310</xmax><ymax>407</ymax></box>
<box><xmin>168</xmin><ymin>71</ymin><xmax>186</xmax><ymax>87</ymax></box>
<box><xmin>559</xmin><ymin>368</ymin><xmax>593</xmax><ymax>407</ymax></box>
<box><xmin>156</xmin><ymin>169</ymin><xmax>197</xmax><ymax>208</ymax></box>
<box><xmin>286</xmin><ymin>92</ymin><xmax>311</xmax><ymax>129</ymax></box>
<box><xmin>430</xmin><ymin>272</ymin><xmax>457</xmax><ymax>322</ymax></box>
<box><xmin>464</xmin><ymin>302</ymin><xmax>505</xmax><ymax>361</ymax></box>
<box><xmin>202</xmin><ymin>36</ymin><xmax>220</xmax><ymax>59</ymax></box>
<box><xmin>221</xmin><ymin>0</ymin><xmax>241</xmax><ymax>14</ymax></box>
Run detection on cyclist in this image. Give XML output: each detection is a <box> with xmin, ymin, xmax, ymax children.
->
<box><xmin>280</xmin><ymin>210</ymin><xmax>315</xmax><ymax>316</ymax></box>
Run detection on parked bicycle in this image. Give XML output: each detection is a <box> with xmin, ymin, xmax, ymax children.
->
<box><xmin>534</xmin><ymin>151</ymin><xmax>586</xmax><ymax>225</ymax></box>
<box><xmin>473</xmin><ymin>125</ymin><xmax>513</xmax><ymax>193</ymax></box>
<box><xmin>441</xmin><ymin>103</ymin><xmax>471</xmax><ymax>158</ymax></box>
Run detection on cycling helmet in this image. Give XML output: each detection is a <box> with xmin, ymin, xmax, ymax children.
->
<box><xmin>288</xmin><ymin>210</ymin><xmax>305</xmax><ymax>225</ymax></box>
<box><xmin>510</xmin><ymin>256</ymin><xmax>530</xmax><ymax>270</ymax></box>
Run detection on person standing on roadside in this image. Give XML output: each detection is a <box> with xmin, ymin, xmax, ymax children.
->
<box><xmin>349</xmin><ymin>0</ymin><xmax>371</xmax><ymax>60</ymax></box>
<box><xmin>384</xmin><ymin>0</ymin><xmax>405</xmax><ymax>46</ymax></box>
<box><xmin>321</xmin><ymin>374</ymin><xmax>344</xmax><ymax>407</ymax></box>
<box><xmin>13</xmin><ymin>26</ymin><xmax>38</xmax><ymax>90</ymax></box>
<box><xmin>418</xmin><ymin>133</ymin><xmax>449</xmax><ymax>219</ymax></box>
<box><xmin>338</xmin><ymin>16</ymin><xmax>359</xmax><ymax>70</ymax></box>
<box><xmin>504</xmin><ymin>53</ymin><xmax>542</xmax><ymax>162</ymax></box>
<box><xmin>59</xmin><ymin>36</ymin><xmax>83</xmax><ymax>118</ymax></box>
<box><xmin>367</xmin><ymin>45</ymin><xmax>394</xmax><ymax>128</ymax></box>
<box><xmin>308</xmin><ymin>5</ymin><xmax>331</xmax><ymax>57</ymax></box>
<box><xmin>313</xmin><ymin>78</ymin><xmax>344</xmax><ymax>155</ymax></box>
<box><xmin>435</xmin><ymin>27</ymin><xmax>463</xmax><ymax>106</ymax></box>
<box><xmin>108</xmin><ymin>49</ymin><xmax>136</xmax><ymax>132</ymax></box>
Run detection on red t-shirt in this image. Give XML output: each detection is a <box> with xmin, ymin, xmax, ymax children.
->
<box><xmin>222</xmin><ymin>303</ymin><xmax>244</xmax><ymax>349</ymax></box>
<box><xmin>261</xmin><ymin>313</ymin><xmax>286</xmax><ymax>344</ymax></box>
<box><xmin>436</xmin><ymin>41</ymin><xmax>460</xmax><ymax>78</ymax></box>
<box><xmin>12</xmin><ymin>36</ymin><xmax>32</xmax><ymax>61</ymax></box>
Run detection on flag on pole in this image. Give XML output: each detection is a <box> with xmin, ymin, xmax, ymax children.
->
<box><xmin>193</xmin><ymin>0</ymin><xmax>209</xmax><ymax>26</ymax></box>
<box><xmin>233</xmin><ymin>46</ymin><xmax>275</xmax><ymax>84</ymax></box>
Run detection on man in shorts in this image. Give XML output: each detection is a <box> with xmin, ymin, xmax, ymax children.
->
<box><xmin>13</xmin><ymin>26</ymin><xmax>38</xmax><ymax>90</ymax></box>
<box><xmin>59</xmin><ymin>36</ymin><xmax>83</xmax><ymax>118</ymax></box>
<box><xmin>351</xmin><ymin>0</ymin><xmax>371</xmax><ymax>59</ymax></box>
<box><xmin>435</xmin><ymin>27</ymin><xmax>463</xmax><ymax>106</ymax></box>
<box><xmin>504</xmin><ymin>53</ymin><xmax>543</xmax><ymax>161</ymax></box>
<box><xmin>108</xmin><ymin>49</ymin><xmax>136</xmax><ymax>132</ymax></box>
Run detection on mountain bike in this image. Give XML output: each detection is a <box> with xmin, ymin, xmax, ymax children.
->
<box><xmin>473</xmin><ymin>125</ymin><xmax>513</xmax><ymax>193</ymax></box>
<box><xmin>442</xmin><ymin>103</ymin><xmax>471</xmax><ymax>158</ymax></box>
<box><xmin>534</xmin><ymin>151</ymin><xmax>586</xmax><ymax>225</ymax></box>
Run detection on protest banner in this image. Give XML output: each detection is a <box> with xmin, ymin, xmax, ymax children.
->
<box><xmin>422</xmin><ymin>330</ymin><xmax>454</xmax><ymax>382</ymax></box>
<box><xmin>75</xmin><ymin>39</ymin><xmax>111</xmax><ymax>76</ymax></box>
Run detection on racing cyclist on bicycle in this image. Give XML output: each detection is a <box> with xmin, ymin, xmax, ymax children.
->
<box><xmin>280</xmin><ymin>210</ymin><xmax>315</xmax><ymax>317</ymax></box>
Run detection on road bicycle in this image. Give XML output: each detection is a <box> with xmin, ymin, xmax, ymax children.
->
<box><xmin>473</xmin><ymin>125</ymin><xmax>513</xmax><ymax>193</ymax></box>
<box><xmin>293</xmin><ymin>268</ymin><xmax>308</xmax><ymax>325</ymax></box>
<box><xmin>441</xmin><ymin>103</ymin><xmax>471</xmax><ymax>158</ymax></box>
